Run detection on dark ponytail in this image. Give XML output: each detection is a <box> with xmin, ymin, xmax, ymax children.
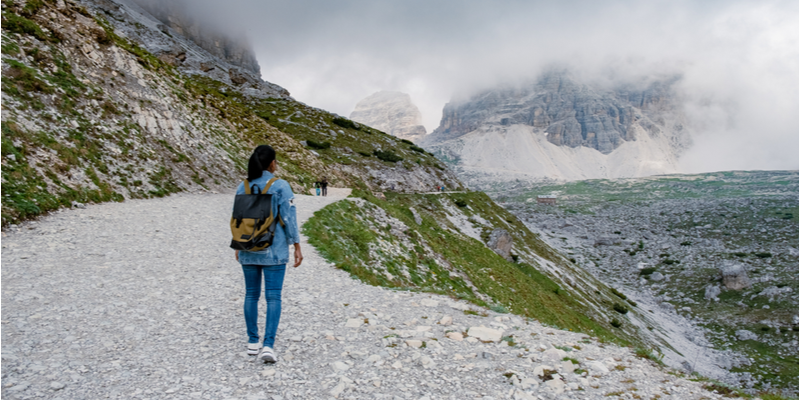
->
<box><xmin>247</xmin><ymin>145</ymin><xmax>276</xmax><ymax>181</ymax></box>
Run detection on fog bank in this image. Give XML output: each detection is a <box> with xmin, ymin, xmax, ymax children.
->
<box><xmin>154</xmin><ymin>0</ymin><xmax>799</xmax><ymax>172</ymax></box>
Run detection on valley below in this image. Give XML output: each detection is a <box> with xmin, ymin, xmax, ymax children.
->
<box><xmin>487</xmin><ymin>170</ymin><xmax>799</xmax><ymax>394</ymax></box>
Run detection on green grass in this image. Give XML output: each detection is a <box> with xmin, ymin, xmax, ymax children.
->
<box><xmin>1</xmin><ymin>123</ymin><xmax>124</xmax><ymax>224</ymax></box>
<box><xmin>2</xmin><ymin>10</ymin><xmax>54</xmax><ymax>42</ymax></box>
<box><xmin>304</xmin><ymin>191</ymin><xmax>640</xmax><ymax>346</ymax></box>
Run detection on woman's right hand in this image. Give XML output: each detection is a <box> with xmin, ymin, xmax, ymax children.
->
<box><xmin>235</xmin><ymin>250</ymin><xmax>239</xmax><ymax>262</ymax></box>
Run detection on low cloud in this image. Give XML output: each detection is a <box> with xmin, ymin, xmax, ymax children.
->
<box><xmin>170</xmin><ymin>0</ymin><xmax>798</xmax><ymax>171</ymax></box>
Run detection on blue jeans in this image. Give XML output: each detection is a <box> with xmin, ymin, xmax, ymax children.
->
<box><xmin>241</xmin><ymin>264</ymin><xmax>286</xmax><ymax>347</ymax></box>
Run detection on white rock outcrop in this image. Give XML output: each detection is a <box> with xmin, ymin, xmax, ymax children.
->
<box><xmin>721</xmin><ymin>263</ymin><xmax>750</xmax><ymax>290</ymax></box>
<box><xmin>467</xmin><ymin>326</ymin><xmax>503</xmax><ymax>343</ymax></box>
<box><xmin>350</xmin><ymin>91</ymin><xmax>427</xmax><ymax>142</ymax></box>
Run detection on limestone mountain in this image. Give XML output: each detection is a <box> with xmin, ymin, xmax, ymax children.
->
<box><xmin>128</xmin><ymin>0</ymin><xmax>261</xmax><ymax>75</ymax></box>
<box><xmin>420</xmin><ymin>70</ymin><xmax>691</xmax><ymax>184</ymax></box>
<box><xmin>350</xmin><ymin>91</ymin><xmax>427</xmax><ymax>143</ymax></box>
<box><xmin>0</xmin><ymin>0</ymin><xmax>459</xmax><ymax>225</ymax></box>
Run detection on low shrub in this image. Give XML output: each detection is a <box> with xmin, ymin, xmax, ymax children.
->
<box><xmin>306</xmin><ymin>140</ymin><xmax>330</xmax><ymax>150</ymax></box>
<box><xmin>610</xmin><ymin>288</ymin><xmax>627</xmax><ymax>300</ymax></box>
<box><xmin>409</xmin><ymin>145</ymin><xmax>426</xmax><ymax>153</ymax></box>
<box><xmin>754</xmin><ymin>252</ymin><xmax>772</xmax><ymax>258</ymax></box>
<box><xmin>613</xmin><ymin>303</ymin><xmax>629</xmax><ymax>314</ymax></box>
<box><xmin>373</xmin><ymin>150</ymin><xmax>402</xmax><ymax>162</ymax></box>
<box><xmin>454</xmin><ymin>199</ymin><xmax>468</xmax><ymax>207</ymax></box>
<box><xmin>610</xmin><ymin>319</ymin><xmax>622</xmax><ymax>328</ymax></box>
<box><xmin>332</xmin><ymin>117</ymin><xmax>359</xmax><ymax>130</ymax></box>
<box><xmin>639</xmin><ymin>267</ymin><xmax>657</xmax><ymax>276</ymax></box>
<box><xmin>357</xmin><ymin>151</ymin><xmax>371</xmax><ymax>157</ymax></box>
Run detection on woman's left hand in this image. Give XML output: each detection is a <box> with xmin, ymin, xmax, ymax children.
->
<box><xmin>235</xmin><ymin>250</ymin><xmax>239</xmax><ymax>262</ymax></box>
<box><xmin>293</xmin><ymin>244</ymin><xmax>303</xmax><ymax>268</ymax></box>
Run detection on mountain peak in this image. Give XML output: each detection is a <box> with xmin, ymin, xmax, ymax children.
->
<box><xmin>350</xmin><ymin>91</ymin><xmax>427</xmax><ymax>143</ymax></box>
<box><xmin>421</xmin><ymin>71</ymin><xmax>691</xmax><ymax>182</ymax></box>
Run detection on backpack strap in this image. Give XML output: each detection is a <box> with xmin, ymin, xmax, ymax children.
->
<box><xmin>243</xmin><ymin>177</ymin><xmax>279</xmax><ymax>195</ymax></box>
<box><xmin>262</xmin><ymin>177</ymin><xmax>280</xmax><ymax>193</ymax></box>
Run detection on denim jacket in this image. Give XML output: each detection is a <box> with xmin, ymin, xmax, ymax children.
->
<box><xmin>234</xmin><ymin>171</ymin><xmax>299</xmax><ymax>266</ymax></box>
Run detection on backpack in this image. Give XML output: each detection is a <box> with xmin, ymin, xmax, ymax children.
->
<box><xmin>230</xmin><ymin>177</ymin><xmax>283</xmax><ymax>251</ymax></box>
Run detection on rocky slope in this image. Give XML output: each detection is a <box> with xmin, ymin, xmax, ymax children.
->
<box><xmin>420</xmin><ymin>71</ymin><xmax>691</xmax><ymax>183</ymax></box>
<box><xmin>0</xmin><ymin>0</ymin><xmax>459</xmax><ymax>226</ymax></box>
<box><xmin>350</xmin><ymin>91</ymin><xmax>427</xmax><ymax>143</ymax></box>
<box><xmin>491</xmin><ymin>171</ymin><xmax>799</xmax><ymax>395</ymax></box>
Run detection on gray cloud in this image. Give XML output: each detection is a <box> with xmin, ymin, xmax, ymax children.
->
<box><xmin>178</xmin><ymin>0</ymin><xmax>798</xmax><ymax>171</ymax></box>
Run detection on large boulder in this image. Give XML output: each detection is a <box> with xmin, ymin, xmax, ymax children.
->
<box><xmin>487</xmin><ymin>229</ymin><xmax>513</xmax><ymax>261</ymax></box>
<box><xmin>720</xmin><ymin>263</ymin><xmax>750</xmax><ymax>290</ymax></box>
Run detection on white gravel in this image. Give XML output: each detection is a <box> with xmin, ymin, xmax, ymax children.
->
<box><xmin>1</xmin><ymin>192</ymin><xmax>729</xmax><ymax>399</ymax></box>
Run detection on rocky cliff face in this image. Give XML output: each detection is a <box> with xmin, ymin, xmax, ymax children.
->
<box><xmin>350</xmin><ymin>91</ymin><xmax>427</xmax><ymax>143</ymax></box>
<box><xmin>421</xmin><ymin>71</ymin><xmax>691</xmax><ymax>183</ymax></box>
<box><xmin>129</xmin><ymin>0</ymin><xmax>261</xmax><ymax>75</ymax></box>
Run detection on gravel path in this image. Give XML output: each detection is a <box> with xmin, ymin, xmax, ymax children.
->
<box><xmin>2</xmin><ymin>192</ymin><xmax>727</xmax><ymax>400</ymax></box>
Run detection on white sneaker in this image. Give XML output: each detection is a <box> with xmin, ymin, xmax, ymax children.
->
<box><xmin>259</xmin><ymin>346</ymin><xmax>277</xmax><ymax>363</ymax></box>
<box><xmin>247</xmin><ymin>343</ymin><xmax>261</xmax><ymax>356</ymax></box>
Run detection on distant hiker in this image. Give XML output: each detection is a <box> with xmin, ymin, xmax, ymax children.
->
<box><xmin>320</xmin><ymin>177</ymin><xmax>328</xmax><ymax>196</ymax></box>
<box><xmin>315</xmin><ymin>181</ymin><xmax>321</xmax><ymax>196</ymax></box>
<box><xmin>232</xmin><ymin>145</ymin><xmax>303</xmax><ymax>363</ymax></box>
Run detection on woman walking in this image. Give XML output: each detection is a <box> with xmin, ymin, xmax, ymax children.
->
<box><xmin>234</xmin><ymin>145</ymin><xmax>303</xmax><ymax>363</ymax></box>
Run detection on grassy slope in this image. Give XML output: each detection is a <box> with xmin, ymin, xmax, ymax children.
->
<box><xmin>304</xmin><ymin>190</ymin><xmax>657</xmax><ymax>347</ymax></box>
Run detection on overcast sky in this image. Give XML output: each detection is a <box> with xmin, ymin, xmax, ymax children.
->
<box><xmin>183</xmin><ymin>0</ymin><xmax>798</xmax><ymax>172</ymax></box>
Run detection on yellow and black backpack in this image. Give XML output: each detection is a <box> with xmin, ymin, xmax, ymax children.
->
<box><xmin>230</xmin><ymin>177</ymin><xmax>283</xmax><ymax>251</ymax></box>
